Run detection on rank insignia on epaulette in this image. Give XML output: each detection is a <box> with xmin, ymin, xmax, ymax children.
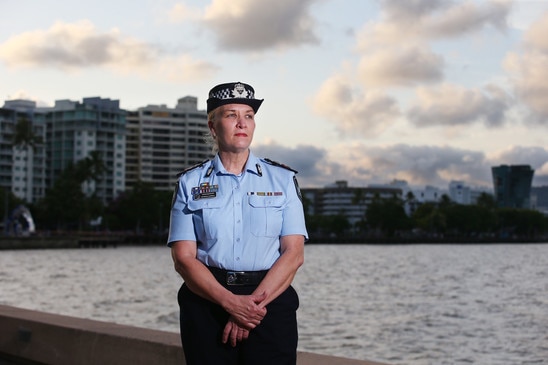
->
<box><xmin>177</xmin><ymin>159</ymin><xmax>210</xmax><ymax>177</ymax></box>
<box><xmin>263</xmin><ymin>158</ymin><xmax>298</xmax><ymax>173</ymax></box>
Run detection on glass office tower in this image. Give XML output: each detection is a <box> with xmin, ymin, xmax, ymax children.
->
<box><xmin>491</xmin><ymin>165</ymin><xmax>534</xmax><ymax>209</ymax></box>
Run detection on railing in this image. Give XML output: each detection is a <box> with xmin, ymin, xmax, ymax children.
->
<box><xmin>0</xmin><ymin>305</ymin><xmax>389</xmax><ymax>365</ymax></box>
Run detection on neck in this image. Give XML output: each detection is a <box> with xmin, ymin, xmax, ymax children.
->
<box><xmin>218</xmin><ymin>149</ymin><xmax>250</xmax><ymax>174</ymax></box>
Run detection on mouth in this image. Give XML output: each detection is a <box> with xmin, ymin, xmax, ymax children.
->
<box><xmin>234</xmin><ymin>133</ymin><xmax>248</xmax><ymax>137</ymax></box>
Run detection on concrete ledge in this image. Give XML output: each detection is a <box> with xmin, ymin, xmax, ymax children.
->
<box><xmin>0</xmin><ymin>305</ymin><xmax>389</xmax><ymax>365</ymax></box>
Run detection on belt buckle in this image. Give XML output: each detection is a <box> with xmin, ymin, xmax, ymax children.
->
<box><xmin>226</xmin><ymin>271</ymin><xmax>245</xmax><ymax>285</ymax></box>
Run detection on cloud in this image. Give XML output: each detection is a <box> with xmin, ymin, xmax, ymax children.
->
<box><xmin>522</xmin><ymin>10</ymin><xmax>548</xmax><ymax>52</ymax></box>
<box><xmin>311</xmin><ymin>75</ymin><xmax>400</xmax><ymax>138</ymax></box>
<box><xmin>358</xmin><ymin>45</ymin><xmax>444</xmax><ymax>87</ymax></box>
<box><xmin>166</xmin><ymin>3</ymin><xmax>202</xmax><ymax>23</ymax></box>
<box><xmin>407</xmin><ymin>83</ymin><xmax>512</xmax><ymax>127</ymax></box>
<box><xmin>504</xmin><ymin>11</ymin><xmax>548</xmax><ymax>121</ymax></box>
<box><xmin>253</xmin><ymin>141</ymin><xmax>548</xmax><ymax>189</ymax></box>
<box><xmin>0</xmin><ymin>20</ymin><xmax>217</xmax><ymax>82</ymax></box>
<box><xmin>202</xmin><ymin>0</ymin><xmax>319</xmax><ymax>51</ymax></box>
<box><xmin>358</xmin><ymin>0</ymin><xmax>511</xmax><ymax>49</ymax></box>
<box><xmin>4</xmin><ymin>90</ymin><xmax>50</xmax><ymax>107</ymax></box>
<box><xmin>329</xmin><ymin>143</ymin><xmax>492</xmax><ymax>188</ymax></box>
<box><xmin>488</xmin><ymin>145</ymin><xmax>548</xmax><ymax>169</ymax></box>
<box><xmin>252</xmin><ymin>142</ymin><xmax>335</xmax><ymax>185</ymax></box>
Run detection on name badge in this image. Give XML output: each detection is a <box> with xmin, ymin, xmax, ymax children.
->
<box><xmin>192</xmin><ymin>183</ymin><xmax>219</xmax><ymax>200</ymax></box>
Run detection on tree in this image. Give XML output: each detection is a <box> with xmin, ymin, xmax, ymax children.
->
<box><xmin>366</xmin><ymin>195</ymin><xmax>411</xmax><ymax>236</ymax></box>
<box><xmin>476</xmin><ymin>192</ymin><xmax>496</xmax><ymax>210</ymax></box>
<box><xmin>33</xmin><ymin>153</ymin><xmax>108</xmax><ymax>231</ymax></box>
<box><xmin>34</xmin><ymin>163</ymin><xmax>87</xmax><ymax>230</ymax></box>
<box><xmin>412</xmin><ymin>202</ymin><xmax>446</xmax><ymax>234</ymax></box>
<box><xmin>12</xmin><ymin>117</ymin><xmax>43</xmax><ymax>151</ymax></box>
<box><xmin>106</xmin><ymin>181</ymin><xmax>171</xmax><ymax>234</ymax></box>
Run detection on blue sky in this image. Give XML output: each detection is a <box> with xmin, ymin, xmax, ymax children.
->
<box><xmin>2</xmin><ymin>0</ymin><xmax>548</xmax><ymax>189</ymax></box>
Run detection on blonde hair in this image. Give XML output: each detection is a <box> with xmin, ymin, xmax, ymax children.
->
<box><xmin>204</xmin><ymin>110</ymin><xmax>219</xmax><ymax>155</ymax></box>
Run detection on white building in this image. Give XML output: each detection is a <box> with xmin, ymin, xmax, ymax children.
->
<box><xmin>1</xmin><ymin>100</ymin><xmax>47</xmax><ymax>203</ymax></box>
<box><xmin>45</xmin><ymin>97</ymin><xmax>127</xmax><ymax>203</ymax></box>
<box><xmin>301</xmin><ymin>180</ymin><xmax>402</xmax><ymax>227</ymax></box>
<box><xmin>125</xmin><ymin>96</ymin><xmax>211</xmax><ymax>192</ymax></box>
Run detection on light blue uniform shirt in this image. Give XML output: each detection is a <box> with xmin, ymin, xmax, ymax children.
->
<box><xmin>168</xmin><ymin>151</ymin><xmax>308</xmax><ymax>271</ymax></box>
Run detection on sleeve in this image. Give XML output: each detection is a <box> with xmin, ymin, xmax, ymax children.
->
<box><xmin>167</xmin><ymin>178</ymin><xmax>197</xmax><ymax>246</ymax></box>
<box><xmin>281</xmin><ymin>173</ymin><xmax>309</xmax><ymax>240</ymax></box>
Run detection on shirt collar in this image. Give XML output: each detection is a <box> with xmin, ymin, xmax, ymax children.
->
<box><xmin>210</xmin><ymin>150</ymin><xmax>262</xmax><ymax>177</ymax></box>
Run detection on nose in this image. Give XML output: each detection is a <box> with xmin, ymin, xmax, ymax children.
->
<box><xmin>236</xmin><ymin>114</ymin><xmax>247</xmax><ymax>128</ymax></box>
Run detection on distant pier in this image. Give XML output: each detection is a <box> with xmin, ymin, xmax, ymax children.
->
<box><xmin>0</xmin><ymin>235</ymin><xmax>123</xmax><ymax>250</ymax></box>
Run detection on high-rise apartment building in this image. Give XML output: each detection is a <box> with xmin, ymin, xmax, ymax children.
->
<box><xmin>0</xmin><ymin>100</ymin><xmax>47</xmax><ymax>203</ymax></box>
<box><xmin>491</xmin><ymin>164</ymin><xmax>534</xmax><ymax>209</ymax></box>
<box><xmin>45</xmin><ymin>97</ymin><xmax>126</xmax><ymax>203</ymax></box>
<box><xmin>301</xmin><ymin>180</ymin><xmax>402</xmax><ymax>227</ymax></box>
<box><xmin>125</xmin><ymin>96</ymin><xmax>211</xmax><ymax>191</ymax></box>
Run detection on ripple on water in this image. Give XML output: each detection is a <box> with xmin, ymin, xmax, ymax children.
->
<box><xmin>1</xmin><ymin>244</ymin><xmax>547</xmax><ymax>364</ymax></box>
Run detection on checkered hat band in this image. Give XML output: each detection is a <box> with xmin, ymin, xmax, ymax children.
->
<box><xmin>209</xmin><ymin>87</ymin><xmax>255</xmax><ymax>100</ymax></box>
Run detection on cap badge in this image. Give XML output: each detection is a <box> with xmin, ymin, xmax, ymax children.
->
<box><xmin>232</xmin><ymin>83</ymin><xmax>249</xmax><ymax>98</ymax></box>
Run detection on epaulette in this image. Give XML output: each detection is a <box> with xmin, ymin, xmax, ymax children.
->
<box><xmin>177</xmin><ymin>159</ymin><xmax>210</xmax><ymax>177</ymax></box>
<box><xmin>263</xmin><ymin>158</ymin><xmax>298</xmax><ymax>174</ymax></box>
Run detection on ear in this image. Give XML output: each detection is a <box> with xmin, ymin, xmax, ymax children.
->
<box><xmin>208</xmin><ymin>121</ymin><xmax>216</xmax><ymax>137</ymax></box>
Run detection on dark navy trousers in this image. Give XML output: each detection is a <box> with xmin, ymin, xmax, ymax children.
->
<box><xmin>178</xmin><ymin>282</ymin><xmax>299</xmax><ymax>365</ymax></box>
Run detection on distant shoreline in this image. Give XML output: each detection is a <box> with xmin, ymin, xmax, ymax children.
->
<box><xmin>0</xmin><ymin>233</ymin><xmax>546</xmax><ymax>250</ymax></box>
<box><xmin>306</xmin><ymin>236</ymin><xmax>548</xmax><ymax>245</ymax></box>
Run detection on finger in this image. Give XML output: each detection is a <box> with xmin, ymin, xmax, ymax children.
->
<box><xmin>222</xmin><ymin>321</ymin><xmax>232</xmax><ymax>344</ymax></box>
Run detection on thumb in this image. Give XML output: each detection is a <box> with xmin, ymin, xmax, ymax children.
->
<box><xmin>253</xmin><ymin>291</ymin><xmax>267</xmax><ymax>304</ymax></box>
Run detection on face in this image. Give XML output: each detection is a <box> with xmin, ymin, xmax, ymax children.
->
<box><xmin>209</xmin><ymin>103</ymin><xmax>256</xmax><ymax>153</ymax></box>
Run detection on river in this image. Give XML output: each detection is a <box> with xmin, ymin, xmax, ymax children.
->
<box><xmin>0</xmin><ymin>244</ymin><xmax>546</xmax><ymax>364</ymax></box>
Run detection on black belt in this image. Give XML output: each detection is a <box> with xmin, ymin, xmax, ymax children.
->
<box><xmin>208</xmin><ymin>266</ymin><xmax>268</xmax><ymax>286</ymax></box>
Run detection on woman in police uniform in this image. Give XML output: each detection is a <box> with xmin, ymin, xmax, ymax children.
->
<box><xmin>168</xmin><ymin>82</ymin><xmax>308</xmax><ymax>365</ymax></box>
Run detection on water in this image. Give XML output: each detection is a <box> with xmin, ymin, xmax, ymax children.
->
<box><xmin>1</xmin><ymin>244</ymin><xmax>547</xmax><ymax>364</ymax></box>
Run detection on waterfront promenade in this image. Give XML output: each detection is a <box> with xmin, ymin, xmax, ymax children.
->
<box><xmin>0</xmin><ymin>305</ymin><xmax>388</xmax><ymax>365</ymax></box>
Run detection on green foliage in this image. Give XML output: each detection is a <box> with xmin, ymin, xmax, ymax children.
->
<box><xmin>365</xmin><ymin>196</ymin><xmax>412</xmax><ymax>236</ymax></box>
<box><xmin>412</xmin><ymin>203</ymin><xmax>446</xmax><ymax>233</ymax></box>
<box><xmin>497</xmin><ymin>208</ymin><xmax>548</xmax><ymax>237</ymax></box>
<box><xmin>33</xmin><ymin>163</ymin><xmax>88</xmax><ymax>230</ymax></box>
<box><xmin>0</xmin><ymin>187</ymin><xmax>25</xmax><ymax>224</ymax></box>
<box><xmin>305</xmin><ymin>214</ymin><xmax>350</xmax><ymax>237</ymax></box>
<box><xmin>12</xmin><ymin>117</ymin><xmax>43</xmax><ymax>151</ymax></box>
<box><xmin>106</xmin><ymin>181</ymin><xmax>172</xmax><ymax>234</ymax></box>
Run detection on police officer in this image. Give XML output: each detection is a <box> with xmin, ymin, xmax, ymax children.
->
<box><xmin>168</xmin><ymin>81</ymin><xmax>308</xmax><ymax>365</ymax></box>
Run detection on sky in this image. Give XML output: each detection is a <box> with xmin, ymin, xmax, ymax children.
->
<box><xmin>2</xmin><ymin>0</ymin><xmax>548</xmax><ymax>190</ymax></box>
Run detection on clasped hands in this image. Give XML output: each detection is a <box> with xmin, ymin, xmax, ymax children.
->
<box><xmin>222</xmin><ymin>291</ymin><xmax>267</xmax><ymax>347</ymax></box>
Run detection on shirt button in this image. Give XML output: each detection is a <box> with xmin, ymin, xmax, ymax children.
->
<box><xmin>236</xmin><ymin>257</ymin><xmax>240</xmax><ymax>261</ymax></box>
<box><xmin>237</xmin><ymin>219</ymin><xmax>241</xmax><ymax>223</ymax></box>
<box><xmin>236</xmin><ymin>238</ymin><xmax>240</xmax><ymax>242</ymax></box>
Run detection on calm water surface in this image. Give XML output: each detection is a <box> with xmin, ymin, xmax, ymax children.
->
<box><xmin>1</xmin><ymin>244</ymin><xmax>547</xmax><ymax>364</ymax></box>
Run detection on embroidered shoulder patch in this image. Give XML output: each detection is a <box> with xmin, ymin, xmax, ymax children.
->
<box><xmin>177</xmin><ymin>159</ymin><xmax>210</xmax><ymax>177</ymax></box>
<box><xmin>263</xmin><ymin>158</ymin><xmax>298</xmax><ymax>174</ymax></box>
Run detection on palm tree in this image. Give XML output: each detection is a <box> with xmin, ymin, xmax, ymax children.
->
<box><xmin>76</xmin><ymin>151</ymin><xmax>108</xmax><ymax>184</ymax></box>
<box><xmin>10</xmin><ymin>117</ymin><xmax>44</xmax><ymax>204</ymax></box>
<box><xmin>12</xmin><ymin>117</ymin><xmax>43</xmax><ymax>151</ymax></box>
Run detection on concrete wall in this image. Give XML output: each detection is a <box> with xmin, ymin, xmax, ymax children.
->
<box><xmin>0</xmin><ymin>305</ymin><xmax>389</xmax><ymax>365</ymax></box>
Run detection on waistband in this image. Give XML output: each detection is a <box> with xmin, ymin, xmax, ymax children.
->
<box><xmin>207</xmin><ymin>266</ymin><xmax>268</xmax><ymax>286</ymax></box>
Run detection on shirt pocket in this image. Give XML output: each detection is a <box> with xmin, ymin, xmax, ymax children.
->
<box><xmin>248</xmin><ymin>195</ymin><xmax>285</xmax><ymax>238</ymax></box>
<box><xmin>187</xmin><ymin>199</ymin><xmax>223</xmax><ymax>240</ymax></box>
